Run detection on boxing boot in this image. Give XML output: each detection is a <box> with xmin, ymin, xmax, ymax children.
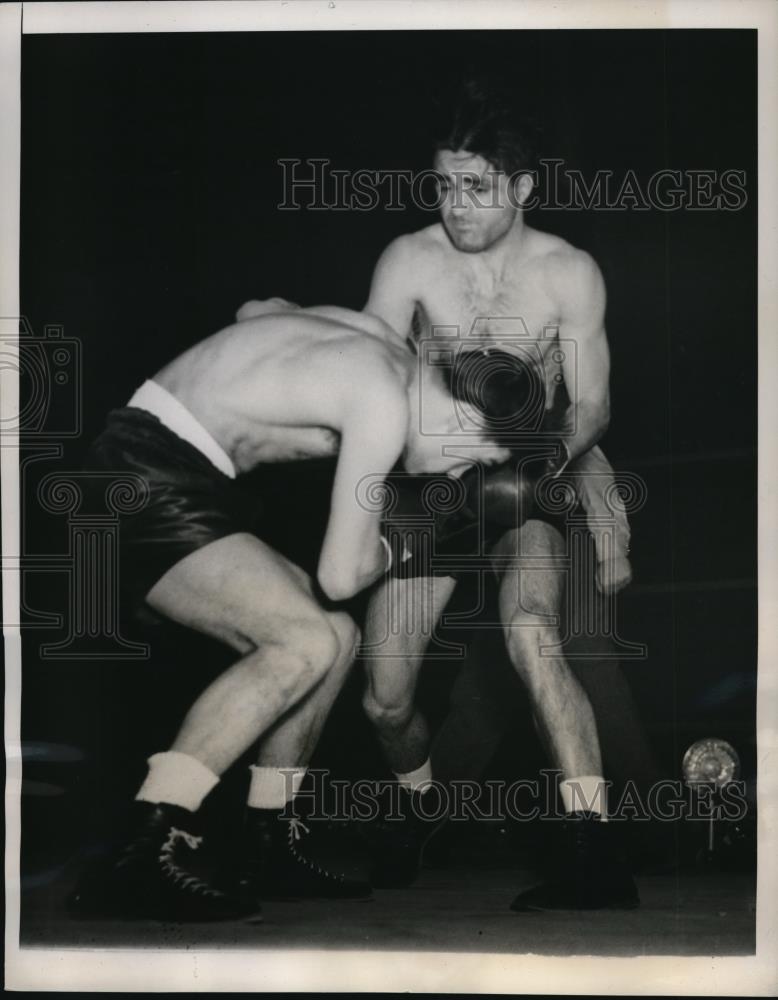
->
<box><xmin>364</xmin><ymin>785</ymin><xmax>449</xmax><ymax>889</ymax></box>
<box><xmin>236</xmin><ymin>807</ymin><xmax>372</xmax><ymax>900</ymax></box>
<box><xmin>510</xmin><ymin>811</ymin><xmax>639</xmax><ymax>911</ymax></box>
<box><xmin>68</xmin><ymin>801</ymin><xmax>260</xmax><ymax>922</ymax></box>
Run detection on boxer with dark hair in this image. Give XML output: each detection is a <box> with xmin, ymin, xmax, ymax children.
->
<box><xmin>434</xmin><ymin>79</ymin><xmax>538</xmax><ymax>179</ymax></box>
<box><xmin>359</xmin><ymin>83</ymin><xmax>641</xmax><ymax>911</ymax></box>
<box><xmin>70</xmin><ymin>301</ymin><xmax>512</xmax><ymax>923</ymax></box>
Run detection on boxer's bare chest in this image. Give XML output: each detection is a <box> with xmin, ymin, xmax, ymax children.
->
<box><xmin>414</xmin><ymin>254</ymin><xmax>564</xmax><ymax>387</ymax></box>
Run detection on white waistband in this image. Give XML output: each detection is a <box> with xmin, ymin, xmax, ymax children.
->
<box><xmin>127</xmin><ymin>380</ymin><xmax>236</xmax><ymax>479</ymax></box>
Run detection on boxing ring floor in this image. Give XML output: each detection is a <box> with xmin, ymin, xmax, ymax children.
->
<box><xmin>19</xmin><ymin>842</ymin><xmax>756</xmax><ymax>955</ymax></box>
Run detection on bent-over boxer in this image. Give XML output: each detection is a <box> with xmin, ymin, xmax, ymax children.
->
<box><xmin>70</xmin><ymin>300</ymin><xmax>508</xmax><ymax>923</ymax></box>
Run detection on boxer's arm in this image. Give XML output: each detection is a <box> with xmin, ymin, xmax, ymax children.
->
<box><xmin>554</xmin><ymin>251</ymin><xmax>611</xmax><ymax>466</ymax></box>
<box><xmin>364</xmin><ymin>236</ymin><xmax>419</xmax><ymax>340</ymax></box>
<box><xmin>317</xmin><ymin>378</ymin><xmax>409</xmax><ymax>601</ymax></box>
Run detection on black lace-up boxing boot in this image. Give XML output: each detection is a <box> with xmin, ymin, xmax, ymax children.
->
<box><xmin>237</xmin><ymin>807</ymin><xmax>372</xmax><ymax>900</ymax></box>
<box><xmin>68</xmin><ymin>802</ymin><xmax>261</xmax><ymax>922</ymax></box>
<box><xmin>510</xmin><ymin>811</ymin><xmax>640</xmax><ymax>911</ymax></box>
<box><xmin>364</xmin><ymin>785</ymin><xmax>450</xmax><ymax>889</ymax></box>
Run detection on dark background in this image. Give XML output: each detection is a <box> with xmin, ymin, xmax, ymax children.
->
<box><xmin>18</xmin><ymin>30</ymin><xmax>757</xmax><ymax>874</ymax></box>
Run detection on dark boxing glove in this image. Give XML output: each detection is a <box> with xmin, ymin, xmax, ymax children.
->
<box><xmin>378</xmin><ymin>471</ymin><xmax>475</xmax><ymax>578</ymax></box>
<box><xmin>380</xmin><ymin>347</ymin><xmax>554</xmax><ymax>577</ymax></box>
<box><xmin>476</xmin><ymin>455</ymin><xmax>545</xmax><ymax>528</ymax></box>
<box><xmin>380</xmin><ymin>456</ymin><xmax>544</xmax><ymax>579</ymax></box>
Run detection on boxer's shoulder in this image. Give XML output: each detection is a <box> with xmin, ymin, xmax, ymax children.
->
<box><xmin>528</xmin><ymin>233</ymin><xmax>604</xmax><ymax>307</ymax></box>
<box><xmin>524</xmin><ymin>228</ymin><xmax>583</xmax><ymax>266</ymax></box>
<box><xmin>381</xmin><ymin>224</ymin><xmax>448</xmax><ymax>269</ymax></box>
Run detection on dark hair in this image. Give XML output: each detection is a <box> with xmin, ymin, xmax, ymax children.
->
<box><xmin>444</xmin><ymin>348</ymin><xmax>546</xmax><ymax>442</ymax></box>
<box><xmin>433</xmin><ymin>77</ymin><xmax>538</xmax><ymax>177</ymax></box>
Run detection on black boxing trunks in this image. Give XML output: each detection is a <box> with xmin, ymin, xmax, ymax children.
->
<box><xmin>83</xmin><ymin>381</ymin><xmax>256</xmax><ymax>613</ymax></box>
<box><xmin>381</xmin><ymin>458</ymin><xmax>569</xmax><ymax>581</ymax></box>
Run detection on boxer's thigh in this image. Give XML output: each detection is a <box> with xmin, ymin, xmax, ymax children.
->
<box><xmin>491</xmin><ymin>518</ymin><xmax>566</xmax><ymax>624</ymax></box>
<box><xmin>145</xmin><ymin>531</ymin><xmax>334</xmax><ymax>655</ymax></box>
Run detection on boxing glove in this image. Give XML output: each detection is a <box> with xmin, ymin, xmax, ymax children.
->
<box><xmin>380</xmin><ymin>456</ymin><xmax>543</xmax><ymax>578</ymax></box>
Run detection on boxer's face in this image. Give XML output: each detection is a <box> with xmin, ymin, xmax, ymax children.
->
<box><xmin>435</xmin><ymin>149</ymin><xmax>527</xmax><ymax>253</ymax></box>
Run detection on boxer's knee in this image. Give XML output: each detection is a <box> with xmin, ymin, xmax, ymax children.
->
<box><xmin>497</xmin><ymin>520</ymin><xmax>565</xmax><ymax>639</ymax></box>
<box><xmin>328</xmin><ymin>612</ymin><xmax>360</xmax><ymax>662</ymax></box>
<box><xmin>327</xmin><ymin>612</ymin><xmax>361</xmax><ymax>682</ymax></box>
<box><xmin>362</xmin><ymin>690</ymin><xmax>415</xmax><ymax>734</ymax></box>
<box><xmin>362</xmin><ymin>694</ymin><xmax>414</xmax><ymax>732</ymax></box>
<box><xmin>251</xmin><ymin>614</ymin><xmax>341</xmax><ymax>703</ymax></box>
<box><xmin>292</xmin><ymin>616</ymin><xmax>342</xmax><ymax>681</ymax></box>
<box><xmin>500</xmin><ymin>569</ymin><xmax>561</xmax><ymax>631</ymax></box>
<box><xmin>524</xmin><ymin>518</ymin><xmax>565</xmax><ymax>550</ymax></box>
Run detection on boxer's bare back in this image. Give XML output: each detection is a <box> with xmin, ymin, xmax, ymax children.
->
<box><xmin>154</xmin><ymin>304</ymin><xmax>413</xmax><ymax>473</ymax></box>
<box><xmin>150</xmin><ymin>305</ymin><xmax>416</xmax><ymax>598</ymax></box>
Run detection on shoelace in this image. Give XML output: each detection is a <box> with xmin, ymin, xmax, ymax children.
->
<box><xmin>158</xmin><ymin>826</ymin><xmax>222</xmax><ymax>898</ymax></box>
<box><xmin>286</xmin><ymin>818</ymin><xmax>344</xmax><ymax>882</ymax></box>
<box><xmin>288</xmin><ymin>817</ymin><xmax>310</xmax><ymax>841</ymax></box>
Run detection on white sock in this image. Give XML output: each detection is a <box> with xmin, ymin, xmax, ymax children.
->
<box><xmin>394</xmin><ymin>758</ymin><xmax>433</xmax><ymax>795</ymax></box>
<box><xmin>560</xmin><ymin>775</ymin><xmax>609</xmax><ymax>822</ymax></box>
<box><xmin>247</xmin><ymin>765</ymin><xmax>307</xmax><ymax>810</ymax></box>
<box><xmin>135</xmin><ymin>751</ymin><xmax>219</xmax><ymax>813</ymax></box>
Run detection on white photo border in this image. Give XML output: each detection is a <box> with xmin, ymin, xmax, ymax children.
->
<box><xmin>3</xmin><ymin>1</ymin><xmax>777</xmax><ymax>994</ymax></box>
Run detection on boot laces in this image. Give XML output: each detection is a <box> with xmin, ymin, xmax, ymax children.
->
<box><xmin>288</xmin><ymin>817</ymin><xmax>310</xmax><ymax>842</ymax></box>
<box><xmin>158</xmin><ymin>826</ymin><xmax>223</xmax><ymax>898</ymax></box>
<box><xmin>286</xmin><ymin>817</ymin><xmax>343</xmax><ymax>882</ymax></box>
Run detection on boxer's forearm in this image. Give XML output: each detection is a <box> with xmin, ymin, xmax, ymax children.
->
<box><xmin>318</xmin><ymin>521</ymin><xmax>389</xmax><ymax>601</ymax></box>
<box><xmin>317</xmin><ymin>389</ymin><xmax>408</xmax><ymax>601</ymax></box>
<box><xmin>555</xmin><ymin>400</ymin><xmax>609</xmax><ymax>469</ymax></box>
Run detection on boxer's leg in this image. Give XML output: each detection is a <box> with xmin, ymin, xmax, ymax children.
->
<box><xmin>71</xmin><ymin>531</ymin><xmax>349</xmax><ymax>920</ymax></box>
<box><xmin>146</xmin><ymin>533</ymin><xmax>345</xmax><ymax>775</ymax></box>
<box><xmin>430</xmin><ymin>626</ymin><xmax>517</xmax><ymax>786</ymax></box>
<box><xmin>362</xmin><ymin>573</ymin><xmax>458</xmax><ymax>775</ymax></box>
<box><xmin>432</xmin><ymin>534</ymin><xmax>659</xmax><ymax>792</ymax></box>
<box><xmin>360</xmin><ymin>573</ymin><xmax>457</xmax><ymax>888</ymax></box>
<box><xmin>570</xmin><ymin>660</ymin><xmax>661</xmax><ymax>794</ymax></box>
<box><xmin>229</xmin><ymin>606</ymin><xmax>370</xmax><ymax>901</ymax></box>
<box><xmin>256</xmin><ymin>610</ymin><xmax>360</xmax><ymax>767</ymax></box>
<box><xmin>493</xmin><ymin>520</ymin><xmax>602</xmax><ymax>781</ymax></box>
<box><xmin>493</xmin><ymin>520</ymin><xmax>638</xmax><ymax>910</ymax></box>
